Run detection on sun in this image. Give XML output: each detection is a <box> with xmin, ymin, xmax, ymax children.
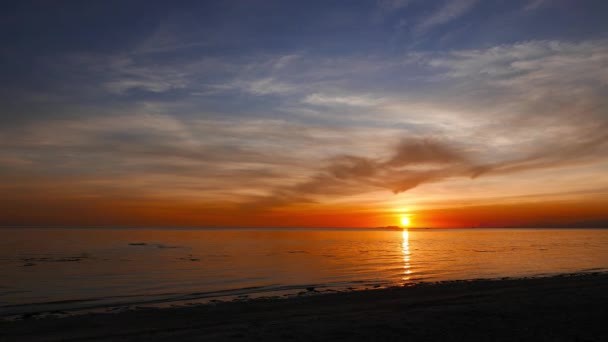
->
<box><xmin>400</xmin><ymin>216</ymin><xmax>410</xmax><ymax>227</ymax></box>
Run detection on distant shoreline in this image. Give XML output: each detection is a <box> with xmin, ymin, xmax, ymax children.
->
<box><xmin>2</xmin><ymin>272</ymin><xmax>607</xmax><ymax>341</ymax></box>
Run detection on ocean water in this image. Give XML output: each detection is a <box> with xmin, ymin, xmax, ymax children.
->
<box><xmin>1</xmin><ymin>228</ymin><xmax>607</xmax><ymax>316</ymax></box>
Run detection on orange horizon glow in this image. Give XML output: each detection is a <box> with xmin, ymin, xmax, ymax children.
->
<box><xmin>1</xmin><ymin>195</ymin><xmax>608</xmax><ymax>228</ymax></box>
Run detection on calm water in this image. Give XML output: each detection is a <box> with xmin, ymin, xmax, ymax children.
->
<box><xmin>1</xmin><ymin>228</ymin><xmax>607</xmax><ymax>316</ymax></box>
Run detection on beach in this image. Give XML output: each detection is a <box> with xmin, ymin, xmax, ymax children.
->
<box><xmin>2</xmin><ymin>272</ymin><xmax>606</xmax><ymax>341</ymax></box>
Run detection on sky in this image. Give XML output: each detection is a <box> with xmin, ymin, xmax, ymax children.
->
<box><xmin>1</xmin><ymin>0</ymin><xmax>607</xmax><ymax>228</ymax></box>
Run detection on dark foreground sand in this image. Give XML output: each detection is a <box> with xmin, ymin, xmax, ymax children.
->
<box><xmin>2</xmin><ymin>273</ymin><xmax>607</xmax><ymax>341</ymax></box>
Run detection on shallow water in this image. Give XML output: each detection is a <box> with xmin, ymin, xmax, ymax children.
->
<box><xmin>1</xmin><ymin>228</ymin><xmax>607</xmax><ymax>316</ymax></box>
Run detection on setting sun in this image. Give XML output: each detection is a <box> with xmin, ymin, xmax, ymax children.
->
<box><xmin>400</xmin><ymin>216</ymin><xmax>410</xmax><ymax>227</ymax></box>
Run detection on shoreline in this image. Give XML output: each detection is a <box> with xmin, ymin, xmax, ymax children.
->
<box><xmin>2</xmin><ymin>271</ymin><xmax>605</xmax><ymax>320</ymax></box>
<box><xmin>2</xmin><ymin>272</ymin><xmax>607</xmax><ymax>341</ymax></box>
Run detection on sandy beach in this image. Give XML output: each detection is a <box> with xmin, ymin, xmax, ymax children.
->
<box><xmin>2</xmin><ymin>272</ymin><xmax>606</xmax><ymax>341</ymax></box>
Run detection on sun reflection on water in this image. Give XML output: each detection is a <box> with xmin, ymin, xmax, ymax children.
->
<box><xmin>402</xmin><ymin>229</ymin><xmax>412</xmax><ymax>281</ymax></box>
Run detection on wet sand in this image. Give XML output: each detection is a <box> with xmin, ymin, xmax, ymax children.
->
<box><xmin>2</xmin><ymin>273</ymin><xmax>607</xmax><ymax>341</ymax></box>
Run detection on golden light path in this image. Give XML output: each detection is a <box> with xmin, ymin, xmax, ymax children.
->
<box><xmin>401</xmin><ymin>229</ymin><xmax>412</xmax><ymax>281</ymax></box>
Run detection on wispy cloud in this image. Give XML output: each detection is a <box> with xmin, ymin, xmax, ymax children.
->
<box><xmin>234</xmin><ymin>39</ymin><xmax>608</xmax><ymax>209</ymax></box>
<box><xmin>245</xmin><ymin>126</ymin><xmax>608</xmax><ymax>210</ymax></box>
<box><xmin>229</xmin><ymin>77</ymin><xmax>295</xmax><ymax>96</ymax></box>
<box><xmin>302</xmin><ymin>93</ymin><xmax>382</xmax><ymax>107</ymax></box>
<box><xmin>415</xmin><ymin>0</ymin><xmax>478</xmax><ymax>33</ymax></box>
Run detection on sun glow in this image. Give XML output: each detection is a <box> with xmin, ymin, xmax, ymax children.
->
<box><xmin>400</xmin><ymin>216</ymin><xmax>410</xmax><ymax>227</ymax></box>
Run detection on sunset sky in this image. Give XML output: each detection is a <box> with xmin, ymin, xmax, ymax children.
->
<box><xmin>1</xmin><ymin>0</ymin><xmax>607</xmax><ymax>228</ymax></box>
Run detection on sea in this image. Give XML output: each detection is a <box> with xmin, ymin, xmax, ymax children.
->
<box><xmin>1</xmin><ymin>228</ymin><xmax>607</xmax><ymax>318</ymax></box>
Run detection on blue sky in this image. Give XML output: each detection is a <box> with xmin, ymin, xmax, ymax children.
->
<box><xmin>1</xmin><ymin>0</ymin><xmax>607</xmax><ymax>227</ymax></box>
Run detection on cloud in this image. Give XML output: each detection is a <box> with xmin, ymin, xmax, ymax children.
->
<box><xmin>1</xmin><ymin>111</ymin><xmax>413</xmax><ymax>207</ymax></box>
<box><xmin>273</xmin><ymin>54</ymin><xmax>300</xmax><ymax>70</ymax></box>
<box><xmin>232</xmin><ymin>77</ymin><xmax>295</xmax><ymax>96</ymax></box>
<box><xmin>243</xmin><ymin>138</ymin><xmax>477</xmax><ymax>208</ymax></box>
<box><xmin>385</xmin><ymin>138</ymin><xmax>468</xmax><ymax>167</ymax></box>
<box><xmin>95</xmin><ymin>57</ymin><xmax>190</xmax><ymax>95</ymax></box>
<box><xmin>415</xmin><ymin>0</ymin><xmax>478</xmax><ymax>33</ymax></box>
<box><xmin>471</xmin><ymin>127</ymin><xmax>608</xmax><ymax>178</ymax></box>
<box><xmin>62</xmin><ymin>53</ymin><xmax>238</xmax><ymax>98</ymax></box>
<box><xmin>245</xmin><ymin>118</ymin><xmax>608</xmax><ymax>210</ymax></box>
<box><xmin>256</xmin><ymin>39</ymin><xmax>608</xmax><ymax>209</ymax></box>
<box><xmin>412</xmin><ymin>39</ymin><xmax>607</xmax><ymax>135</ymax></box>
<box><xmin>302</xmin><ymin>93</ymin><xmax>381</xmax><ymax>107</ymax></box>
<box><xmin>0</xmin><ymin>114</ymin><xmax>311</xmax><ymax>202</ymax></box>
<box><xmin>426</xmin><ymin>40</ymin><xmax>608</xmax><ymax>83</ymax></box>
<box><xmin>104</xmin><ymin>79</ymin><xmax>184</xmax><ymax>94</ymax></box>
